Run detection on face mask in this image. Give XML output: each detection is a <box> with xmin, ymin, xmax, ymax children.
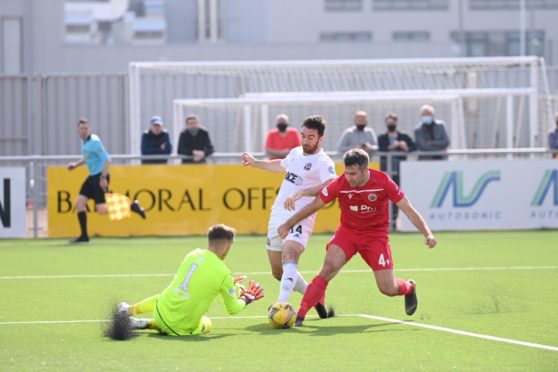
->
<box><xmin>421</xmin><ymin>116</ymin><xmax>433</xmax><ymax>125</ymax></box>
<box><xmin>277</xmin><ymin>123</ymin><xmax>288</xmax><ymax>132</ymax></box>
<box><xmin>187</xmin><ymin>127</ymin><xmax>199</xmax><ymax>136</ymax></box>
<box><xmin>356</xmin><ymin>124</ymin><xmax>366</xmax><ymax>131</ymax></box>
<box><xmin>387</xmin><ymin>124</ymin><xmax>397</xmax><ymax>132</ymax></box>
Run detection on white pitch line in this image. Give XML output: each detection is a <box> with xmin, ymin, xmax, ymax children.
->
<box><xmin>0</xmin><ymin>319</ymin><xmax>110</xmax><ymax>325</ymax></box>
<box><xmin>1</xmin><ymin>314</ymin><xmax>556</xmax><ymax>352</ymax></box>
<box><xmin>0</xmin><ymin>316</ymin><xmax>268</xmax><ymax>326</ymax></box>
<box><xmin>0</xmin><ymin>265</ymin><xmax>557</xmax><ymax>280</ymax></box>
<box><xmin>347</xmin><ymin>314</ymin><xmax>558</xmax><ymax>352</ymax></box>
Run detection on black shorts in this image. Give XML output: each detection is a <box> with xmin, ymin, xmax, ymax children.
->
<box><xmin>79</xmin><ymin>173</ymin><xmax>110</xmax><ymax>205</ymax></box>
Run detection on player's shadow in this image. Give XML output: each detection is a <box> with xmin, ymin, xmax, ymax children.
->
<box><xmin>301</xmin><ymin>321</ymin><xmax>420</xmax><ymax>336</ymax></box>
<box><xmin>243</xmin><ymin>321</ymin><xmax>418</xmax><ymax>336</ymax></box>
<box><xmin>144</xmin><ymin>332</ymin><xmax>230</xmax><ymax>342</ymax></box>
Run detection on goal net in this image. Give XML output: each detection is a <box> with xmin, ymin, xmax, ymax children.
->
<box><xmin>130</xmin><ymin>57</ymin><xmax>553</xmax><ymax>154</ymax></box>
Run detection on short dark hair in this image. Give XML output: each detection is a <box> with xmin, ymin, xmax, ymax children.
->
<box><xmin>185</xmin><ymin>114</ymin><xmax>199</xmax><ymax>123</ymax></box>
<box><xmin>343</xmin><ymin>148</ymin><xmax>369</xmax><ymax>170</ymax></box>
<box><xmin>207</xmin><ymin>224</ymin><xmax>236</xmax><ymax>242</ymax></box>
<box><xmin>78</xmin><ymin>118</ymin><xmax>89</xmax><ymax>126</ymax></box>
<box><xmin>302</xmin><ymin>115</ymin><xmax>326</xmax><ymax>136</ymax></box>
<box><xmin>385</xmin><ymin>113</ymin><xmax>398</xmax><ymax>122</ymax></box>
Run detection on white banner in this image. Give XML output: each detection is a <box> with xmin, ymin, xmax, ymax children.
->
<box><xmin>400</xmin><ymin>160</ymin><xmax>558</xmax><ymax>231</ymax></box>
<box><xmin>0</xmin><ymin>168</ymin><xmax>26</xmax><ymax>238</ymax></box>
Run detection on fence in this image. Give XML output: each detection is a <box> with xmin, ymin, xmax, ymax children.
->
<box><xmin>0</xmin><ymin>149</ymin><xmax>555</xmax><ymax>238</ymax></box>
<box><xmin>2</xmin><ymin>59</ymin><xmax>558</xmax><ymax>158</ymax></box>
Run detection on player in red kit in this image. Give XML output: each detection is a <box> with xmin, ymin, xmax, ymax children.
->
<box><xmin>278</xmin><ymin>148</ymin><xmax>437</xmax><ymax>326</ymax></box>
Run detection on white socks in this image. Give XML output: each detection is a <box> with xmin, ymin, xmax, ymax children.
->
<box><xmin>277</xmin><ymin>261</ymin><xmax>308</xmax><ymax>302</ymax></box>
<box><xmin>293</xmin><ymin>271</ymin><xmax>308</xmax><ymax>294</ymax></box>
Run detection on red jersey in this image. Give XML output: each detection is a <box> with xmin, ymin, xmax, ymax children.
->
<box><xmin>319</xmin><ymin>169</ymin><xmax>405</xmax><ymax>234</ymax></box>
<box><xmin>265</xmin><ymin>128</ymin><xmax>301</xmax><ymax>159</ymax></box>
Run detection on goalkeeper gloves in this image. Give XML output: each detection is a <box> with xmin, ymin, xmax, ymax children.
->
<box><xmin>234</xmin><ymin>275</ymin><xmax>247</xmax><ymax>284</ymax></box>
<box><xmin>239</xmin><ymin>280</ymin><xmax>264</xmax><ymax>305</ymax></box>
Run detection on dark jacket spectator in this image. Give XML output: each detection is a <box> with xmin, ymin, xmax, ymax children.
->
<box><xmin>378</xmin><ymin>113</ymin><xmax>416</xmax><ymax>230</ymax></box>
<box><xmin>378</xmin><ymin>114</ymin><xmax>416</xmax><ymax>179</ymax></box>
<box><xmin>177</xmin><ymin>115</ymin><xmax>214</xmax><ymax>164</ymax></box>
<box><xmin>414</xmin><ymin>104</ymin><xmax>450</xmax><ymax>160</ymax></box>
<box><xmin>141</xmin><ymin>116</ymin><xmax>172</xmax><ymax>164</ymax></box>
<box><xmin>548</xmin><ymin>113</ymin><xmax>558</xmax><ymax>159</ymax></box>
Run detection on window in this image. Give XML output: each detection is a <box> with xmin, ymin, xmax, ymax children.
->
<box><xmin>320</xmin><ymin>31</ymin><xmax>372</xmax><ymax>42</ymax></box>
<box><xmin>325</xmin><ymin>0</ymin><xmax>362</xmax><ymax>11</ymax></box>
<box><xmin>64</xmin><ymin>0</ymin><xmax>167</xmax><ymax>45</ymax></box>
<box><xmin>392</xmin><ymin>31</ymin><xmax>430</xmax><ymax>42</ymax></box>
<box><xmin>373</xmin><ymin>0</ymin><xmax>449</xmax><ymax>11</ymax></box>
<box><xmin>505</xmin><ymin>31</ymin><xmax>545</xmax><ymax>56</ymax></box>
<box><xmin>2</xmin><ymin>17</ymin><xmax>23</xmax><ymax>74</ymax></box>
<box><xmin>451</xmin><ymin>30</ymin><xmax>545</xmax><ymax>57</ymax></box>
<box><xmin>470</xmin><ymin>0</ymin><xmax>558</xmax><ymax>10</ymax></box>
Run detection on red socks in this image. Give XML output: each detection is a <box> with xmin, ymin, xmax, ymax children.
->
<box><xmin>298</xmin><ymin>275</ymin><xmax>328</xmax><ymax>318</ymax></box>
<box><xmin>396</xmin><ymin>278</ymin><xmax>414</xmax><ymax>296</ymax></box>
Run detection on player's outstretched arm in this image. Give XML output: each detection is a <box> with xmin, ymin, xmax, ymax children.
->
<box><xmin>397</xmin><ymin>197</ymin><xmax>437</xmax><ymax>248</ymax></box>
<box><xmin>241</xmin><ymin>152</ymin><xmax>284</xmax><ymax>173</ymax></box>
<box><xmin>278</xmin><ymin>196</ymin><xmax>326</xmax><ymax>239</ymax></box>
<box><xmin>284</xmin><ymin>178</ymin><xmax>334</xmax><ymax>211</ymax></box>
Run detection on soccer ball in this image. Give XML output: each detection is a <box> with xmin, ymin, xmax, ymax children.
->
<box><xmin>268</xmin><ymin>302</ymin><xmax>296</xmax><ymax>329</ymax></box>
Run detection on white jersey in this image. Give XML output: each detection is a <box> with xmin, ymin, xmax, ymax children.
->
<box><xmin>266</xmin><ymin>146</ymin><xmax>336</xmax><ymax>251</ymax></box>
<box><xmin>272</xmin><ymin>147</ymin><xmax>336</xmax><ymax>213</ymax></box>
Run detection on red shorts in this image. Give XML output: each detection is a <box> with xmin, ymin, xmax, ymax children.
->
<box><xmin>326</xmin><ymin>226</ymin><xmax>394</xmax><ymax>271</ymax></box>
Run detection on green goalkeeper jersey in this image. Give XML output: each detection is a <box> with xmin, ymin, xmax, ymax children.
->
<box><xmin>155</xmin><ymin>248</ymin><xmax>246</xmax><ymax>334</ymax></box>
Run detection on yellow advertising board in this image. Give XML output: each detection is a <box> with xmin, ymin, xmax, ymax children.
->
<box><xmin>48</xmin><ymin>162</ymin><xmax>377</xmax><ymax>237</ymax></box>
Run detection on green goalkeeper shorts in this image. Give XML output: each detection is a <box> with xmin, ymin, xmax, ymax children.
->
<box><xmin>154</xmin><ymin>309</ymin><xmax>212</xmax><ymax>336</ymax></box>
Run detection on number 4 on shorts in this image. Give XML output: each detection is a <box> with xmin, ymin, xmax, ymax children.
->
<box><xmin>378</xmin><ymin>253</ymin><xmax>386</xmax><ymax>267</ymax></box>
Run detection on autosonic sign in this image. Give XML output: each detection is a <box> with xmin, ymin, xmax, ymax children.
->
<box><xmin>400</xmin><ymin>160</ymin><xmax>558</xmax><ymax>231</ymax></box>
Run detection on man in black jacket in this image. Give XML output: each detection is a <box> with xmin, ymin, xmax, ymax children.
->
<box><xmin>378</xmin><ymin>113</ymin><xmax>416</xmax><ymax>229</ymax></box>
<box><xmin>177</xmin><ymin>115</ymin><xmax>214</xmax><ymax>164</ymax></box>
<box><xmin>141</xmin><ymin>116</ymin><xmax>172</xmax><ymax>164</ymax></box>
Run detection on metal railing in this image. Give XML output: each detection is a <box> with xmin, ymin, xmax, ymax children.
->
<box><xmin>0</xmin><ymin>148</ymin><xmax>556</xmax><ymax>238</ymax></box>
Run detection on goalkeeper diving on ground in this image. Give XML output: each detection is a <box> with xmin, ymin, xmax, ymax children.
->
<box><xmin>106</xmin><ymin>224</ymin><xmax>264</xmax><ymax>339</ymax></box>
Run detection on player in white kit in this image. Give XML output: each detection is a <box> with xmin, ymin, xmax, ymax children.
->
<box><xmin>242</xmin><ymin>115</ymin><xmax>336</xmax><ymax>318</ymax></box>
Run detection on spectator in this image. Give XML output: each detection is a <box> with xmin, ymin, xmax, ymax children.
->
<box><xmin>177</xmin><ymin>114</ymin><xmax>214</xmax><ymax>164</ymax></box>
<box><xmin>378</xmin><ymin>113</ymin><xmax>416</xmax><ymax>229</ymax></box>
<box><xmin>414</xmin><ymin>104</ymin><xmax>450</xmax><ymax>160</ymax></box>
<box><xmin>264</xmin><ymin>114</ymin><xmax>301</xmax><ymax>159</ymax></box>
<box><xmin>548</xmin><ymin>112</ymin><xmax>558</xmax><ymax>159</ymax></box>
<box><xmin>337</xmin><ymin>111</ymin><xmax>378</xmax><ymax>157</ymax></box>
<box><xmin>141</xmin><ymin>115</ymin><xmax>172</xmax><ymax>164</ymax></box>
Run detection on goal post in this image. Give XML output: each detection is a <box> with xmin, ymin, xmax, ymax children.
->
<box><xmin>130</xmin><ymin>57</ymin><xmax>552</xmax><ymax>154</ymax></box>
<box><xmin>173</xmin><ymin>93</ymin><xmax>465</xmax><ymax>154</ymax></box>
<box><xmin>172</xmin><ymin>88</ymin><xmax>536</xmax><ymax>155</ymax></box>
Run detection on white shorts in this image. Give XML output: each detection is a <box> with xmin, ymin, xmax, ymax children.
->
<box><xmin>266</xmin><ymin>210</ymin><xmax>316</xmax><ymax>252</ymax></box>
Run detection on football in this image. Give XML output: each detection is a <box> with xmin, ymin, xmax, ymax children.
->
<box><xmin>268</xmin><ymin>302</ymin><xmax>296</xmax><ymax>329</ymax></box>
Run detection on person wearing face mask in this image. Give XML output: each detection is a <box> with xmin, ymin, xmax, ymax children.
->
<box><xmin>378</xmin><ymin>113</ymin><xmax>416</xmax><ymax>229</ymax></box>
<box><xmin>548</xmin><ymin>113</ymin><xmax>558</xmax><ymax>159</ymax></box>
<box><xmin>264</xmin><ymin>114</ymin><xmax>301</xmax><ymax>160</ymax></box>
<box><xmin>337</xmin><ymin>111</ymin><xmax>378</xmax><ymax>157</ymax></box>
<box><xmin>177</xmin><ymin>114</ymin><xmax>215</xmax><ymax>164</ymax></box>
<box><xmin>414</xmin><ymin>104</ymin><xmax>450</xmax><ymax>160</ymax></box>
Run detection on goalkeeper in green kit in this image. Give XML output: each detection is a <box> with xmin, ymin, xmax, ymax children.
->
<box><xmin>107</xmin><ymin>224</ymin><xmax>264</xmax><ymax>339</ymax></box>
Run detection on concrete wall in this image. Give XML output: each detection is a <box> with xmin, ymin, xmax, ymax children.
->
<box><xmin>1</xmin><ymin>0</ymin><xmax>557</xmax><ymax>74</ymax></box>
